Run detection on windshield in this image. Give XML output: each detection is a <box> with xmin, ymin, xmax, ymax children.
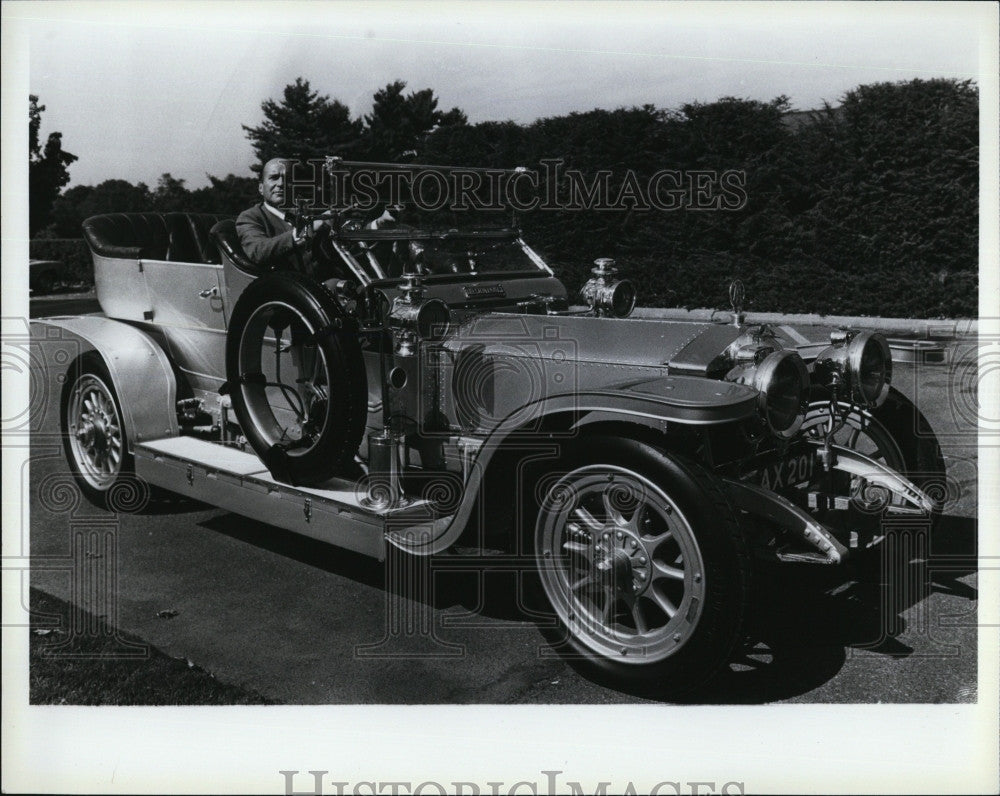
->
<box><xmin>412</xmin><ymin>235</ymin><xmax>542</xmax><ymax>277</ymax></box>
<box><xmin>333</xmin><ymin>226</ymin><xmax>549</xmax><ymax>282</ymax></box>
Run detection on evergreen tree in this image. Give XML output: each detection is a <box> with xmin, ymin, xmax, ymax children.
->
<box><xmin>363</xmin><ymin>81</ymin><xmax>466</xmax><ymax>161</ymax></box>
<box><xmin>242</xmin><ymin>77</ymin><xmax>364</xmax><ymax>171</ymax></box>
<box><xmin>48</xmin><ymin>179</ymin><xmax>151</xmax><ymax>237</ymax></box>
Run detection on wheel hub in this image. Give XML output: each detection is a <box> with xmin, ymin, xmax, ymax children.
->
<box><xmin>76</xmin><ymin>420</ymin><xmax>95</xmax><ymax>448</ymax></box>
<box><xmin>595</xmin><ymin>528</ymin><xmax>651</xmax><ymax>596</ymax></box>
<box><xmin>79</xmin><ymin>414</ymin><xmax>110</xmax><ymax>453</ymax></box>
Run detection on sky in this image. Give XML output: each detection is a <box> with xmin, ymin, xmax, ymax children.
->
<box><xmin>9</xmin><ymin>1</ymin><xmax>988</xmax><ymax>190</ymax></box>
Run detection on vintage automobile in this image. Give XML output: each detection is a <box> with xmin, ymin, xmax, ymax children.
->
<box><xmin>31</xmin><ymin>159</ymin><xmax>946</xmax><ymax>695</ymax></box>
<box><xmin>29</xmin><ymin>258</ymin><xmax>62</xmax><ymax>295</ymax></box>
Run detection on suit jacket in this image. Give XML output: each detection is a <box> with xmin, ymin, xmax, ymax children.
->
<box><xmin>236</xmin><ymin>203</ymin><xmax>318</xmax><ymax>276</ymax></box>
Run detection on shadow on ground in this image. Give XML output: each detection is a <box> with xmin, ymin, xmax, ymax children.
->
<box><xmin>197</xmin><ymin>509</ymin><xmax>977</xmax><ymax>704</ymax></box>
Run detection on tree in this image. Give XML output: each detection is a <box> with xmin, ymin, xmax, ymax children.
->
<box><xmin>189</xmin><ymin>174</ymin><xmax>259</xmax><ymax>214</ymax></box>
<box><xmin>30</xmin><ymin>95</ymin><xmax>78</xmax><ymax>236</ymax></box>
<box><xmin>150</xmin><ymin>173</ymin><xmax>190</xmax><ymax>211</ymax></box>
<box><xmin>242</xmin><ymin>77</ymin><xmax>364</xmax><ymax>171</ymax></box>
<box><xmin>363</xmin><ymin>81</ymin><xmax>466</xmax><ymax>161</ymax></box>
<box><xmin>48</xmin><ymin>185</ymin><xmax>95</xmax><ymax>238</ymax></box>
<box><xmin>439</xmin><ymin>107</ymin><xmax>469</xmax><ymax>128</ymax></box>
<box><xmin>48</xmin><ymin>179</ymin><xmax>151</xmax><ymax>237</ymax></box>
<box><xmin>674</xmin><ymin>96</ymin><xmax>792</xmax><ymax>166</ymax></box>
<box><xmin>46</xmin><ymin>173</ymin><xmax>257</xmax><ymax>235</ymax></box>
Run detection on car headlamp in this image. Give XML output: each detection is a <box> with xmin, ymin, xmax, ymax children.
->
<box><xmin>725</xmin><ymin>346</ymin><xmax>809</xmax><ymax>438</ymax></box>
<box><xmin>580</xmin><ymin>258</ymin><xmax>637</xmax><ymax>318</ymax></box>
<box><xmin>415</xmin><ymin>298</ymin><xmax>451</xmax><ymax>339</ymax></box>
<box><xmin>751</xmin><ymin>350</ymin><xmax>810</xmax><ymax>438</ymax></box>
<box><xmin>814</xmin><ymin>330</ymin><xmax>892</xmax><ymax>408</ymax></box>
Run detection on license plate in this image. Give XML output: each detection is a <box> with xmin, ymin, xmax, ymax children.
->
<box><xmin>750</xmin><ymin>451</ymin><xmax>815</xmax><ymax>491</ymax></box>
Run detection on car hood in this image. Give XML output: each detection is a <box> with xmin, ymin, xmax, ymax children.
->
<box><xmin>444</xmin><ymin>311</ymin><xmax>746</xmax><ymax>377</ymax></box>
<box><xmin>438</xmin><ymin>312</ymin><xmax>761</xmax><ymax>429</ymax></box>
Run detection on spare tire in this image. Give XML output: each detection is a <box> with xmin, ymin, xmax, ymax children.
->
<box><xmin>225</xmin><ymin>271</ymin><xmax>366</xmax><ymax>486</ymax></box>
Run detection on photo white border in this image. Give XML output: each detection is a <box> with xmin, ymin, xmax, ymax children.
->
<box><xmin>3</xmin><ymin>3</ymin><xmax>998</xmax><ymax>793</ymax></box>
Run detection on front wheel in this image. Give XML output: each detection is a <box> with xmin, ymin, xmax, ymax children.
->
<box><xmin>802</xmin><ymin>386</ymin><xmax>948</xmax><ymax>517</ymax></box>
<box><xmin>531</xmin><ymin>436</ymin><xmax>749</xmax><ymax>694</ymax></box>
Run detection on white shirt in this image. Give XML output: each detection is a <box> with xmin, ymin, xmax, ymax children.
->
<box><xmin>264</xmin><ymin>202</ymin><xmax>305</xmax><ymax>242</ymax></box>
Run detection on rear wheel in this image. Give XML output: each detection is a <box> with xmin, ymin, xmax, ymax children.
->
<box><xmin>61</xmin><ymin>356</ymin><xmax>133</xmax><ymax>505</ymax></box>
<box><xmin>531</xmin><ymin>436</ymin><xmax>749</xmax><ymax>695</ymax></box>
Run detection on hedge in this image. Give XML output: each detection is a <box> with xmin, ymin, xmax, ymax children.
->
<box><xmin>421</xmin><ymin>79</ymin><xmax>978</xmax><ymax>319</ymax></box>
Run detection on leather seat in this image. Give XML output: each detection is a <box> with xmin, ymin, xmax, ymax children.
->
<box><xmin>82</xmin><ymin>212</ymin><xmax>231</xmax><ymax>264</ymax></box>
<box><xmin>210</xmin><ymin>219</ymin><xmax>261</xmax><ymax>276</ymax></box>
<box><xmin>83</xmin><ymin>213</ymin><xmax>172</xmax><ymax>260</ymax></box>
<box><xmin>169</xmin><ymin>213</ymin><xmax>230</xmax><ymax>263</ymax></box>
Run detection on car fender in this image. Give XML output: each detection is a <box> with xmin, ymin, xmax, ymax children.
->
<box><xmin>31</xmin><ymin>316</ymin><xmax>178</xmax><ymax>450</ymax></box>
<box><xmin>388</xmin><ymin>376</ymin><xmax>757</xmax><ymax>555</ymax></box>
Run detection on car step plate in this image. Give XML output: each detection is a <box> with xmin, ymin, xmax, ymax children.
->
<box><xmin>135</xmin><ymin>436</ymin><xmax>442</xmax><ymax>561</ymax></box>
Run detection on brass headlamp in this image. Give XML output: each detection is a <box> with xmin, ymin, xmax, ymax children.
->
<box><xmin>580</xmin><ymin>258</ymin><xmax>637</xmax><ymax>318</ymax></box>
<box><xmin>813</xmin><ymin>329</ymin><xmax>892</xmax><ymax>409</ymax></box>
<box><xmin>387</xmin><ymin>272</ymin><xmax>451</xmax><ymax>356</ymax></box>
<box><xmin>727</xmin><ymin>346</ymin><xmax>810</xmax><ymax>438</ymax></box>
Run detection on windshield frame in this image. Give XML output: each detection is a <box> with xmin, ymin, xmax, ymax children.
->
<box><xmin>328</xmin><ymin>227</ymin><xmax>554</xmax><ymax>285</ymax></box>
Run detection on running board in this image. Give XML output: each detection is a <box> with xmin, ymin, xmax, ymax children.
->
<box><xmin>134</xmin><ymin>437</ymin><xmax>449</xmax><ymax>561</ymax></box>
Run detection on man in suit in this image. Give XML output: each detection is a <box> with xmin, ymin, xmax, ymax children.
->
<box><xmin>236</xmin><ymin>158</ymin><xmax>330</xmax><ymax>276</ymax></box>
<box><xmin>237</xmin><ymin>158</ymin><xmax>341</xmax><ymax>443</ymax></box>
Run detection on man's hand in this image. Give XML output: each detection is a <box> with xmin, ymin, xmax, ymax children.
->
<box><xmin>293</xmin><ymin>218</ymin><xmax>330</xmax><ymax>243</ymax></box>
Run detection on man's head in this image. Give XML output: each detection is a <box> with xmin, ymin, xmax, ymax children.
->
<box><xmin>259</xmin><ymin>158</ymin><xmax>292</xmax><ymax>208</ymax></box>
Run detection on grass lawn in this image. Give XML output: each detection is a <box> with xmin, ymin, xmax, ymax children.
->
<box><xmin>29</xmin><ymin>589</ymin><xmax>271</xmax><ymax>705</ymax></box>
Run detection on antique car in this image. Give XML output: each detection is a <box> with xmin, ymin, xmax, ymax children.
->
<box><xmin>31</xmin><ymin>159</ymin><xmax>946</xmax><ymax>695</ymax></box>
<box><xmin>29</xmin><ymin>258</ymin><xmax>62</xmax><ymax>294</ymax></box>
